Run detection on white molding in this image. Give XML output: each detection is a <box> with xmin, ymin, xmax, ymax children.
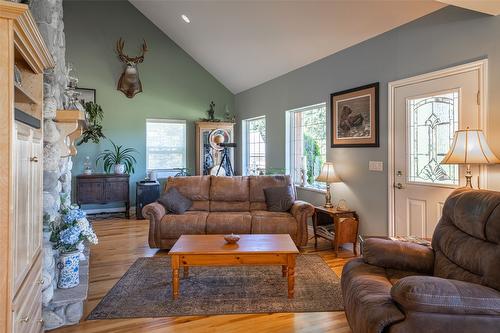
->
<box><xmin>83</xmin><ymin>207</ymin><xmax>134</xmax><ymax>215</ymax></box>
<box><xmin>387</xmin><ymin>59</ymin><xmax>488</xmax><ymax>237</ymax></box>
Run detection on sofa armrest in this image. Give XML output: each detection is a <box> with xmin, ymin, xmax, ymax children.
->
<box><xmin>290</xmin><ymin>200</ymin><xmax>315</xmax><ymax>247</ymax></box>
<box><xmin>142</xmin><ymin>202</ymin><xmax>166</xmax><ymax>248</ymax></box>
<box><xmin>391</xmin><ymin>276</ymin><xmax>500</xmax><ymax>316</ymax></box>
<box><xmin>363</xmin><ymin>238</ymin><xmax>434</xmax><ymax>274</ymax></box>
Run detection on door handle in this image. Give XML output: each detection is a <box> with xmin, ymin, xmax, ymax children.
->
<box><xmin>394</xmin><ymin>183</ymin><xmax>404</xmax><ymax>189</ymax></box>
<box><xmin>30</xmin><ymin>156</ymin><xmax>39</xmax><ymax>163</ymax></box>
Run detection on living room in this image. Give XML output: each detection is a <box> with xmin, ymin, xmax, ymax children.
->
<box><xmin>1</xmin><ymin>0</ymin><xmax>500</xmax><ymax>332</ymax></box>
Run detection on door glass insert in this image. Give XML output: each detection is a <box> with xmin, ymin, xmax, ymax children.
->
<box><xmin>407</xmin><ymin>90</ymin><xmax>459</xmax><ymax>186</ymax></box>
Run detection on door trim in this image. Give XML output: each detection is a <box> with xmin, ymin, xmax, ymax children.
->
<box><xmin>387</xmin><ymin>59</ymin><xmax>488</xmax><ymax>236</ymax></box>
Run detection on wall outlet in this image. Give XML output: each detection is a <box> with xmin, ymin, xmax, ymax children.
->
<box><xmin>369</xmin><ymin>161</ymin><xmax>384</xmax><ymax>172</ymax></box>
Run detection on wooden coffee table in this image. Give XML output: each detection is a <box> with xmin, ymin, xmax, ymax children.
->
<box><xmin>168</xmin><ymin>234</ymin><xmax>299</xmax><ymax>299</ymax></box>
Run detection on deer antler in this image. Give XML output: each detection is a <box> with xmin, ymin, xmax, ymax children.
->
<box><xmin>115</xmin><ymin>38</ymin><xmax>148</xmax><ymax>64</ymax></box>
<box><xmin>116</xmin><ymin>37</ymin><xmax>129</xmax><ymax>63</ymax></box>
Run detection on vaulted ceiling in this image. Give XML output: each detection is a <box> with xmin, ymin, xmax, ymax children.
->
<box><xmin>130</xmin><ymin>1</ymin><xmax>448</xmax><ymax>94</ymax></box>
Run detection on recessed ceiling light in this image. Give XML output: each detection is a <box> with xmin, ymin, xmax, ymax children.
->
<box><xmin>181</xmin><ymin>14</ymin><xmax>190</xmax><ymax>23</ymax></box>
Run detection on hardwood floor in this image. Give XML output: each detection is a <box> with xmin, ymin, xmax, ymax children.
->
<box><xmin>50</xmin><ymin>218</ymin><xmax>356</xmax><ymax>333</ymax></box>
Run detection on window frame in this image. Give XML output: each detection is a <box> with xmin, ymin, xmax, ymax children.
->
<box><xmin>285</xmin><ymin>102</ymin><xmax>327</xmax><ymax>190</ymax></box>
<box><xmin>145</xmin><ymin>118</ymin><xmax>187</xmax><ymax>173</ymax></box>
<box><xmin>241</xmin><ymin>115</ymin><xmax>266</xmax><ymax>175</ymax></box>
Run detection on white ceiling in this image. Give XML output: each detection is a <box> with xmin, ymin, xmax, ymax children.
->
<box><xmin>438</xmin><ymin>1</ymin><xmax>500</xmax><ymax>15</ymax></box>
<box><xmin>130</xmin><ymin>0</ymin><xmax>446</xmax><ymax>94</ymax></box>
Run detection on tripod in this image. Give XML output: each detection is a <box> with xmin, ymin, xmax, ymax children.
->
<box><xmin>216</xmin><ymin>147</ymin><xmax>234</xmax><ymax>176</ymax></box>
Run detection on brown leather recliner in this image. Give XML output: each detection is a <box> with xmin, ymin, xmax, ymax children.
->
<box><xmin>341</xmin><ymin>188</ymin><xmax>500</xmax><ymax>333</ymax></box>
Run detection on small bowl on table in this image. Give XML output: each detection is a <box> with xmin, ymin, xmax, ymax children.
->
<box><xmin>224</xmin><ymin>233</ymin><xmax>240</xmax><ymax>244</ymax></box>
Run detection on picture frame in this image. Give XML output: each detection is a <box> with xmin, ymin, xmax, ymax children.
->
<box><xmin>76</xmin><ymin>87</ymin><xmax>96</xmax><ymax>105</ymax></box>
<box><xmin>330</xmin><ymin>82</ymin><xmax>379</xmax><ymax>148</ymax></box>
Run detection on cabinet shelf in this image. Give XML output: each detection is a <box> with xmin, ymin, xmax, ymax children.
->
<box><xmin>14</xmin><ymin>83</ymin><xmax>39</xmax><ymax>105</ymax></box>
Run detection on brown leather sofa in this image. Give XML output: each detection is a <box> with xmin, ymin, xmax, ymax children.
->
<box><xmin>341</xmin><ymin>188</ymin><xmax>500</xmax><ymax>333</ymax></box>
<box><xmin>142</xmin><ymin>175</ymin><xmax>314</xmax><ymax>249</ymax></box>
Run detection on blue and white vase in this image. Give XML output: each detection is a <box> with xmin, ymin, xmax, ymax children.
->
<box><xmin>57</xmin><ymin>251</ymin><xmax>80</xmax><ymax>289</ymax></box>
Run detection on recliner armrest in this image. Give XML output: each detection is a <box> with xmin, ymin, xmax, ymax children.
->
<box><xmin>363</xmin><ymin>238</ymin><xmax>434</xmax><ymax>274</ymax></box>
<box><xmin>142</xmin><ymin>202</ymin><xmax>166</xmax><ymax>248</ymax></box>
<box><xmin>290</xmin><ymin>200</ymin><xmax>314</xmax><ymax>247</ymax></box>
<box><xmin>391</xmin><ymin>275</ymin><xmax>500</xmax><ymax>316</ymax></box>
<box><xmin>142</xmin><ymin>202</ymin><xmax>166</xmax><ymax>221</ymax></box>
<box><xmin>290</xmin><ymin>200</ymin><xmax>315</xmax><ymax>217</ymax></box>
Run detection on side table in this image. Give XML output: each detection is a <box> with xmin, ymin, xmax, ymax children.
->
<box><xmin>312</xmin><ymin>206</ymin><xmax>359</xmax><ymax>256</ymax></box>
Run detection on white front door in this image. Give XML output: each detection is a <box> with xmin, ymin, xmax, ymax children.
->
<box><xmin>392</xmin><ymin>65</ymin><xmax>483</xmax><ymax>238</ymax></box>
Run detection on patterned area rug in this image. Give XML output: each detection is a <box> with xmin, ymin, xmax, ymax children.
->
<box><xmin>88</xmin><ymin>255</ymin><xmax>343</xmax><ymax>319</ymax></box>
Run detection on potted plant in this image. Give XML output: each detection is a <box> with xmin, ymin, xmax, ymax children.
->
<box><xmin>78</xmin><ymin>101</ymin><xmax>105</xmax><ymax>145</ymax></box>
<box><xmin>95</xmin><ymin>140</ymin><xmax>138</xmax><ymax>174</ymax></box>
<box><xmin>52</xmin><ymin>205</ymin><xmax>98</xmax><ymax>289</ymax></box>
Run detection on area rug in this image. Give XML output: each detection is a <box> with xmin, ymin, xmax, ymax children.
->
<box><xmin>88</xmin><ymin>255</ymin><xmax>343</xmax><ymax>319</ymax></box>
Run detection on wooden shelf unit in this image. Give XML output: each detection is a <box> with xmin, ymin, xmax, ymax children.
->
<box><xmin>14</xmin><ymin>82</ymin><xmax>39</xmax><ymax>105</ymax></box>
<box><xmin>0</xmin><ymin>2</ymin><xmax>54</xmax><ymax>333</ymax></box>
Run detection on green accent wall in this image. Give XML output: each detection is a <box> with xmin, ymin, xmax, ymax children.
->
<box><xmin>63</xmin><ymin>0</ymin><xmax>234</xmax><ymax>207</ymax></box>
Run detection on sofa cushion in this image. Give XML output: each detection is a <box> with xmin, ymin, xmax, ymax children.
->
<box><xmin>206</xmin><ymin>212</ymin><xmax>252</xmax><ymax>234</ymax></box>
<box><xmin>264</xmin><ymin>185</ymin><xmax>295</xmax><ymax>212</ymax></box>
<box><xmin>210</xmin><ymin>201</ymin><xmax>250</xmax><ymax>212</ymax></box>
<box><xmin>165</xmin><ymin>176</ymin><xmax>210</xmax><ymax>211</ymax></box>
<box><xmin>210</xmin><ymin>176</ymin><xmax>249</xmax><ymax>201</ymax></box>
<box><xmin>391</xmin><ymin>276</ymin><xmax>500</xmax><ymax>315</ymax></box>
<box><xmin>157</xmin><ymin>188</ymin><xmax>192</xmax><ymax>214</ymax></box>
<box><xmin>160</xmin><ymin>211</ymin><xmax>208</xmax><ymax>238</ymax></box>
<box><xmin>249</xmin><ymin>175</ymin><xmax>293</xmax><ymax>204</ymax></box>
<box><xmin>250</xmin><ymin>210</ymin><xmax>297</xmax><ymax>237</ymax></box>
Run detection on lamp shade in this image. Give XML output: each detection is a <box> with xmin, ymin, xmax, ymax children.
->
<box><xmin>441</xmin><ymin>128</ymin><xmax>500</xmax><ymax>165</ymax></box>
<box><xmin>316</xmin><ymin>162</ymin><xmax>342</xmax><ymax>183</ymax></box>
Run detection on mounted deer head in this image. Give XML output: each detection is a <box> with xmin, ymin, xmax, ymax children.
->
<box><xmin>115</xmin><ymin>38</ymin><xmax>148</xmax><ymax>98</ymax></box>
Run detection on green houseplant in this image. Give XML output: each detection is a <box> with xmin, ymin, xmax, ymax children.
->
<box><xmin>78</xmin><ymin>101</ymin><xmax>105</xmax><ymax>145</ymax></box>
<box><xmin>95</xmin><ymin>140</ymin><xmax>138</xmax><ymax>174</ymax></box>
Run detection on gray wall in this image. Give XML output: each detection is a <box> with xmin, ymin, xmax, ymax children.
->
<box><xmin>235</xmin><ymin>6</ymin><xmax>500</xmax><ymax>235</ymax></box>
<box><xmin>63</xmin><ymin>0</ymin><xmax>234</xmax><ymax>207</ymax></box>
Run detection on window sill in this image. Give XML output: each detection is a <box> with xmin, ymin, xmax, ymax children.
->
<box><xmin>295</xmin><ymin>185</ymin><xmax>326</xmax><ymax>194</ymax></box>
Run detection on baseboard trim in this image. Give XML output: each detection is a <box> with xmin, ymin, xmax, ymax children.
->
<box><xmin>83</xmin><ymin>207</ymin><xmax>135</xmax><ymax>215</ymax></box>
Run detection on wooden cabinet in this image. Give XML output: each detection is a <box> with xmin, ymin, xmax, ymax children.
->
<box><xmin>76</xmin><ymin>174</ymin><xmax>130</xmax><ymax>218</ymax></box>
<box><xmin>0</xmin><ymin>3</ymin><xmax>54</xmax><ymax>332</ymax></box>
<box><xmin>195</xmin><ymin>121</ymin><xmax>235</xmax><ymax>175</ymax></box>
<box><xmin>312</xmin><ymin>207</ymin><xmax>359</xmax><ymax>256</ymax></box>
<box><xmin>12</xmin><ymin>123</ymin><xmax>43</xmax><ymax>293</ymax></box>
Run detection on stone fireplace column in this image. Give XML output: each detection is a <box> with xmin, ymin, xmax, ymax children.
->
<box><xmin>30</xmin><ymin>0</ymin><xmax>83</xmax><ymax>330</ymax></box>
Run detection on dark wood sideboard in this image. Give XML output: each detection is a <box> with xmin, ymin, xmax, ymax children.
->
<box><xmin>76</xmin><ymin>174</ymin><xmax>130</xmax><ymax>218</ymax></box>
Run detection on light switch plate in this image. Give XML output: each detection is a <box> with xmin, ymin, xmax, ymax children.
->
<box><xmin>369</xmin><ymin>161</ymin><xmax>384</xmax><ymax>172</ymax></box>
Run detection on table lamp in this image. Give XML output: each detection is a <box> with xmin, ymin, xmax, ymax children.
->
<box><xmin>316</xmin><ymin>162</ymin><xmax>342</xmax><ymax>208</ymax></box>
<box><xmin>441</xmin><ymin>128</ymin><xmax>500</xmax><ymax>188</ymax></box>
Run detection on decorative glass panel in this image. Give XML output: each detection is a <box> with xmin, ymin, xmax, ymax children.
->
<box><xmin>408</xmin><ymin>91</ymin><xmax>459</xmax><ymax>185</ymax></box>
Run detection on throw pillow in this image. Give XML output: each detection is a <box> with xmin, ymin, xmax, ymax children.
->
<box><xmin>157</xmin><ymin>187</ymin><xmax>192</xmax><ymax>214</ymax></box>
<box><xmin>263</xmin><ymin>185</ymin><xmax>295</xmax><ymax>212</ymax></box>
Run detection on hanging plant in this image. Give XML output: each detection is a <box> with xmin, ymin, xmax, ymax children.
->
<box><xmin>78</xmin><ymin>101</ymin><xmax>105</xmax><ymax>145</ymax></box>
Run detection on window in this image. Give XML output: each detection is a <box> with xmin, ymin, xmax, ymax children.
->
<box><xmin>408</xmin><ymin>90</ymin><xmax>459</xmax><ymax>185</ymax></box>
<box><xmin>146</xmin><ymin>119</ymin><xmax>186</xmax><ymax>172</ymax></box>
<box><xmin>242</xmin><ymin>116</ymin><xmax>266</xmax><ymax>175</ymax></box>
<box><xmin>286</xmin><ymin>103</ymin><xmax>327</xmax><ymax>189</ymax></box>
